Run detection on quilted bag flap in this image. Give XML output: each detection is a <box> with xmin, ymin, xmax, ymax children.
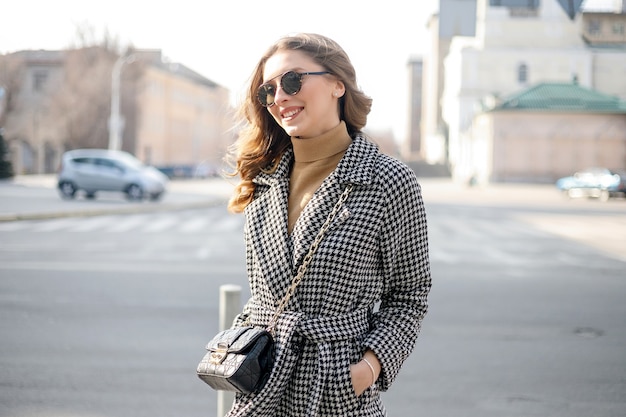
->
<box><xmin>206</xmin><ymin>327</ymin><xmax>270</xmax><ymax>353</ymax></box>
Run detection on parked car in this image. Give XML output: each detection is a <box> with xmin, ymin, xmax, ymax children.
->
<box><xmin>57</xmin><ymin>149</ymin><xmax>169</xmax><ymax>201</ymax></box>
<box><xmin>556</xmin><ymin>168</ymin><xmax>626</xmax><ymax>201</ymax></box>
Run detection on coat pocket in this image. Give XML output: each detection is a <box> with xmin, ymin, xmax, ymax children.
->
<box><xmin>321</xmin><ymin>341</ymin><xmax>361</xmax><ymax>414</ymax></box>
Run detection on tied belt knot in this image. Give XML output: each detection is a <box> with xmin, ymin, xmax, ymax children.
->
<box><xmin>249</xmin><ymin>304</ymin><xmax>371</xmax><ymax>416</ymax></box>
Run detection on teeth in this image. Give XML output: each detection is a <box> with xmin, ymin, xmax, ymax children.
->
<box><xmin>283</xmin><ymin>109</ymin><xmax>299</xmax><ymax>118</ymax></box>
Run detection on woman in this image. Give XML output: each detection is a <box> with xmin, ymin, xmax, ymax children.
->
<box><xmin>225</xmin><ymin>33</ymin><xmax>431</xmax><ymax>417</ymax></box>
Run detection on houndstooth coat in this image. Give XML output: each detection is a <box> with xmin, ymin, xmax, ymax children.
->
<box><xmin>227</xmin><ymin>135</ymin><xmax>431</xmax><ymax>417</ymax></box>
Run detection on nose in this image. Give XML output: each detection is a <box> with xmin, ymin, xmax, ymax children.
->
<box><xmin>272</xmin><ymin>82</ymin><xmax>290</xmax><ymax>106</ymax></box>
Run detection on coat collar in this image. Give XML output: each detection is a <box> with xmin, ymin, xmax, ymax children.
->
<box><xmin>254</xmin><ymin>134</ymin><xmax>379</xmax><ymax>187</ymax></box>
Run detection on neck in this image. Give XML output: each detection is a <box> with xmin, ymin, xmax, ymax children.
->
<box><xmin>287</xmin><ymin>121</ymin><xmax>352</xmax><ymax>233</ymax></box>
<box><xmin>291</xmin><ymin>121</ymin><xmax>352</xmax><ymax>163</ymax></box>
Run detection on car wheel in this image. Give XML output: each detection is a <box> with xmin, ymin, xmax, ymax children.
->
<box><xmin>126</xmin><ymin>184</ymin><xmax>144</xmax><ymax>201</ymax></box>
<box><xmin>58</xmin><ymin>181</ymin><xmax>77</xmax><ymax>199</ymax></box>
<box><xmin>149</xmin><ymin>192</ymin><xmax>163</xmax><ymax>201</ymax></box>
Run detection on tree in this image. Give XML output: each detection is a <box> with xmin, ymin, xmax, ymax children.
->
<box><xmin>47</xmin><ymin>46</ymin><xmax>118</xmax><ymax>149</ymax></box>
<box><xmin>0</xmin><ymin>54</ymin><xmax>25</xmax><ymax>128</ymax></box>
<box><xmin>0</xmin><ymin>24</ymin><xmax>140</xmax><ymax>174</ymax></box>
<box><xmin>0</xmin><ymin>129</ymin><xmax>14</xmax><ymax>178</ymax></box>
<box><xmin>45</xmin><ymin>28</ymin><xmax>141</xmax><ymax>151</ymax></box>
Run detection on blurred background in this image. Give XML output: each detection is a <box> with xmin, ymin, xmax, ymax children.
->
<box><xmin>1</xmin><ymin>0</ymin><xmax>624</xmax><ymax>185</ymax></box>
<box><xmin>1</xmin><ymin>1</ymin><xmax>626</xmax><ymax>417</ymax></box>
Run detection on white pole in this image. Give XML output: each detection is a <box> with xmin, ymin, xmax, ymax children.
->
<box><xmin>217</xmin><ymin>285</ymin><xmax>241</xmax><ymax>417</ymax></box>
<box><xmin>108</xmin><ymin>54</ymin><xmax>135</xmax><ymax>151</ymax></box>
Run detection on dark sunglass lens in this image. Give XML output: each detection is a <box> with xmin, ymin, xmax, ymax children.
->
<box><xmin>281</xmin><ymin>71</ymin><xmax>302</xmax><ymax>95</ymax></box>
<box><xmin>257</xmin><ymin>84</ymin><xmax>275</xmax><ymax>107</ymax></box>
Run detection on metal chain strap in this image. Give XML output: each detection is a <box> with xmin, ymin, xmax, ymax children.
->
<box><xmin>266</xmin><ymin>184</ymin><xmax>353</xmax><ymax>334</ymax></box>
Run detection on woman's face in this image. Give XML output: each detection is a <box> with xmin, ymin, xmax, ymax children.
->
<box><xmin>261</xmin><ymin>50</ymin><xmax>344</xmax><ymax>139</ymax></box>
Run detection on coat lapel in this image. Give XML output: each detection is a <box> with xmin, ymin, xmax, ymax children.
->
<box><xmin>245</xmin><ymin>136</ymin><xmax>380</xmax><ymax>307</ymax></box>
<box><xmin>290</xmin><ymin>136</ymin><xmax>378</xmax><ymax>273</ymax></box>
<box><xmin>246</xmin><ymin>152</ymin><xmax>293</xmax><ymax>304</ymax></box>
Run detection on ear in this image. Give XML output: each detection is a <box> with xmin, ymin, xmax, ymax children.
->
<box><xmin>333</xmin><ymin>80</ymin><xmax>345</xmax><ymax>98</ymax></box>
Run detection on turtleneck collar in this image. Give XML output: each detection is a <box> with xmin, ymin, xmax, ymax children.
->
<box><xmin>290</xmin><ymin>121</ymin><xmax>352</xmax><ymax>163</ymax></box>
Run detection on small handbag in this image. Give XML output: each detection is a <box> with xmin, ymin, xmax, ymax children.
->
<box><xmin>197</xmin><ymin>185</ymin><xmax>353</xmax><ymax>393</ymax></box>
<box><xmin>196</xmin><ymin>326</ymin><xmax>275</xmax><ymax>393</ymax></box>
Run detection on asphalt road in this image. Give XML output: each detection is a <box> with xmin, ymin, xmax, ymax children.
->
<box><xmin>1</xmin><ymin>175</ymin><xmax>625</xmax><ymax>417</ymax></box>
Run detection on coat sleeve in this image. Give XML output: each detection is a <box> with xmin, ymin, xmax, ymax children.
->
<box><xmin>363</xmin><ymin>162</ymin><xmax>431</xmax><ymax>391</ymax></box>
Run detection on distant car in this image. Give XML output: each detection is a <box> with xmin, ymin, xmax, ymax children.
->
<box><xmin>556</xmin><ymin>168</ymin><xmax>626</xmax><ymax>201</ymax></box>
<box><xmin>57</xmin><ymin>149</ymin><xmax>168</xmax><ymax>201</ymax></box>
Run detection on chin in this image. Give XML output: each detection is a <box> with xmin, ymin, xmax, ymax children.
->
<box><xmin>282</xmin><ymin>124</ymin><xmax>306</xmax><ymax>138</ymax></box>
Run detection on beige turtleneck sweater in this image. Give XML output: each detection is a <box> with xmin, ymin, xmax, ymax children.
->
<box><xmin>288</xmin><ymin>121</ymin><xmax>352</xmax><ymax>233</ymax></box>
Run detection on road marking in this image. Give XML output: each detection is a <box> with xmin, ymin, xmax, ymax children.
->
<box><xmin>180</xmin><ymin>217</ymin><xmax>211</xmax><ymax>233</ymax></box>
<box><xmin>0</xmin><ymin>260</ymin><xmax>241</xmax><ymax>274</ymax></box>
<box><xmin>141</xmin><ymin>216</ymin><xmax>182</xmax><ymax>232</ymax></box>
<box><xmin>32</xmin><ymin>218</ymin><xmax>78</xmax><ymax>232</ymax></box>
<box><xmin>68</xmin><ymin>216</ymin><xmax>115</xmax><ymax>232</ymax></box>
<box><xmin>0</xmin><ymin>213</ymin><xmax>238</xmax><ymax>234</ymax></box>
<box><xmin>211</xmin><ymin>215</ymin><xmax>243</xmax><ymax>232</ymax></box>
<box><xmin>107</xmin><ymin>215</ymin><xmax>147</xmax><ymax>232</ymax></box>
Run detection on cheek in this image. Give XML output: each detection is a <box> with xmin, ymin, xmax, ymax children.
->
<box><xmin>268</xmin><ymin>107</ymin><xmax>281</xmax><ymax>123</ymax></box>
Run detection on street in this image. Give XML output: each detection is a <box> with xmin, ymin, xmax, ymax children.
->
<box><xmin>0</xmin><ymin>178</ymin><xmax>625</xmax><ymax>416</ymax></box>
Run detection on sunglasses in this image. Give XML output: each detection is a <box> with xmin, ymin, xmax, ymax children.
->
<box><xmin>257</xmin><ymin>70</ymin><xmax>331</xmax><ymax>107</ymax></box>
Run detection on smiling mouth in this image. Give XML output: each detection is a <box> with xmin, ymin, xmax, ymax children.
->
<box><xmin>281</xmin><ymin>108</ymin><xmax>303</xmax><ymax>120</ymax></box>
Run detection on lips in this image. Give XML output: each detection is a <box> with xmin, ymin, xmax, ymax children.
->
<box><xmin>280</xmin><ymin>107</ymin><xmax>303</xmax><ymax>120</ymax></box>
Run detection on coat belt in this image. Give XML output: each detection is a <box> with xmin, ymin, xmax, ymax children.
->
<box><xmin>247</xmin><ymin>303</ymin><xmax>371</xmax><ymax>416</ymax></box>
<box><xmin>296</xmin><ymin>307</ymin><xmax>371</xmax><ymax>342</ymax></box>
<box><xmin>248</xmin><ymin>302</ymin><xmax>371</xmax><ymax>342</ymax></box>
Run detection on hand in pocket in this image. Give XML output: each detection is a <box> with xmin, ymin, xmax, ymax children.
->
<box><xmin>349</xmin><ymin>360</ymin><xmax>372</xmax><ymax>397</ymax></box>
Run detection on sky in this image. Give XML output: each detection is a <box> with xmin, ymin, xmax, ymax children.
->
<box><xmin>1</xmin><ymin>0</ymin><xmax>439</xmax><ymax>141</ymax></box>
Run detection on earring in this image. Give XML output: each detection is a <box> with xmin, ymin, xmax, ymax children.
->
<box><xmin>334</xmin><ymin>92</ymin><xmax>339</xmax><ymax>97</ymax></box>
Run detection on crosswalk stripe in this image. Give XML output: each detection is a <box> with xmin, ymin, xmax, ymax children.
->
<box><xmin>107</xmin><ymin>215</ymin><xmax>147</xmax><ymax>232</ymax></box>
<box><xmin>141</xmin><ymin>216</ymin><xmax>181</xmax><ymax>232</ymax></box>
<box><xmin>180</xmin><ymin>217</ymin><xmax>210</xmax><ymax>233</ymax></box>
<box><xmin>212</xmin><ymin>215</ymin><xmax>243</xmax><ymax>232</ymax></box>
<box><xmin>33</xmin><ymin>218</ymin><xmax>79</xmax><ymax>232</ymax></box>
<box><xmin>68</xmin><ymin>217</ymin><xmax>115</xmax><ymax>232</ymax></box>
<box><xmin>0</xmin><ymin>213</ymin><xmax>235</xmax><ymax>234</ymax></box>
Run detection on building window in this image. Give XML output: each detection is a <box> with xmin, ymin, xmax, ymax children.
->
<box><xmin>518</xmin><ymin>63</ymin><xmax>528</xmax><ymax>83</ymax></box>
<box><xmin>588</xmin><ymin>19</ymin><xmax>602</xmax><ymax>35</ymax></box>
<box><xmin>613</xmin><ymin>22</ymin><xmax>625</xmax><ymax>35</ymax></box>
<box><xmin>33</xmin><ymin>70</ymin><xmax>48</xmax><ymax>92</ymax></box>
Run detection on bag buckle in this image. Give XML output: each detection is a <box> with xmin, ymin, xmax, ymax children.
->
<box><xmin>209</xmin><ymin>343</ymin><xmax>228</xmax><ymax>365</ymax></box>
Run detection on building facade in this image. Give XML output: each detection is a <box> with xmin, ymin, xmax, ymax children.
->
<box><xmin>0</xmin><ymin>48</ymin><xmax>234</xmax><ymax>175</ymax></box>
<box><xmin>401</xmin><ymin>57</ymin><xmax>424</xmax><ymax>161</ymax></box>
<box><xmin>435</xmin><ymin>0</ymin><xmax>626</xmax><ymax>182</ymax></box>
<box><xmin>1</xmin><ymin>50</ymin><xmax>66</xmax><ymax>174</ymax></box>
<box><xmin>470</xmin><ymin>82</ymin><xmax>626</xmax><ymax>183</ymax></box>
<box><xmin>421</xmin><ymin>0</ymin><xmax>478</xmax><ymax>164</ymax></box>
<box><xmin>129</xmin><ymin>50</ymin><xmax>234</xmax><ymax>172</ymax></box>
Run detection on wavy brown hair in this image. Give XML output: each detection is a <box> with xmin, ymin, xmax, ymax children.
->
<box><xmin>226</xmin><ymin>33</ymin><xmax>372</xmax><ymax>213</ymax></box>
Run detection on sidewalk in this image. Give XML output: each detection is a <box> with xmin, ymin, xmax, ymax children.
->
<box><xmin>1</xmin><ymin>174</ymin><xmax>622</xmax><ymax>222</ymax></box>
<box><xmin>418</xmin><ymin>178</ymin><xmax>561</xmax><ymax>206</ymax></box>
<box><xmin>0</xmin><ymin>175</ymin><xmax>236</xmax><ymax>222</ymax></box>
